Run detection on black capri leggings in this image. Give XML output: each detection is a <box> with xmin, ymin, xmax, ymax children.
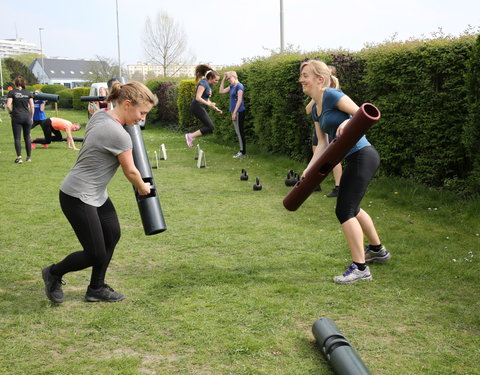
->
<box><xmin>335</xmin><ymin>146</ymin><xmax>380</xmax><ymax>224</ymax></box>
<box><xmin>190</xmin><ymin>101</ymin><xmax>215</xmax><ymax>135</ymax></box>
<box><xmin>53</xmin><ymin>191</ymin><xmax>121</xmax><ymax>288</ymax></box>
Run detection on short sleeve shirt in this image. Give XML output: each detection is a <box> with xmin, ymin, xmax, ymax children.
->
<box><xmin>229</xmin><ymin>83</ymin><xmax>245</xmax><ymax>113</ymax></box>
<box><xmin>311</xmin><ymin>88</ymin><xmax>370</xmax><ymax>157</ymax></box>
<box><xmin>33</xmin><ymin>100</ymin><xmax>47</xmax><ymax>121</ymax></box>
<box><xmin>7</xmin><ymin>89</ymin><xmax>32</xmax><ymax>118</ymax></box>
<box><xmin>192</xmin><ymin>79</ymin><xmax>211</xmax><ymax>104</ymax></box>
<box><xmin>60</xmin><ymin>110</ymin><xmax>132</xmax><ymax>206</ymax></box>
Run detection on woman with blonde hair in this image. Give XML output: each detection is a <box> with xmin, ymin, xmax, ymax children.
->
<box><xmin>219</xmin><ymin>71</ymin><xmax>246</xmax><ymax>158</ymax></box>
<box><xmin>185</xmin><ymin>64</ymin><xmax>223</xmax><ymax>147</ymax></box>
<box><xmin>299</xmin><ymin>59</ymin><xmax>390</xmax><ymax>284</ymax></box>
<box><xmin>42</xmin><ymin>81</ymin><xmax>158</xmax><ymax>303</ymax></box>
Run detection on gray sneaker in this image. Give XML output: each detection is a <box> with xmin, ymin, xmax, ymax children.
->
<box><xmin>85</xmin><ymin>284</ymin><xmax>125</xmax><ymax>302</ymax></box>
<box><xmin>333</xmin><ymin>263</ymin><xmax>372</xmax><ymax>284</ymax></box>
<box><xmin>42</xmin><ymin>264</ymin><xmax>65</xmax><ymax>303</ymax></box>
<box><xmin>365</xmin><ymin>245</ymin><xmax>391</xmax><ymax>263</ymax></box>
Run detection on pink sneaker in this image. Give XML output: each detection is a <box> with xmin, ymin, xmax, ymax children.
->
<box><xmin>31</xmin><ymin>143</ymin><xmax>37</xmax><ymax>149</ymax></box>
<box><xmin>185</xmin><ymin>133</ymin><xmax>194</xmax><ymax>148</ymax></box>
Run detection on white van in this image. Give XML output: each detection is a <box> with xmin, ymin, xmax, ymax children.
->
<box><xmin>87</xmin><ymin>82</ymin><xmax>108</xmax><ymax>118</ymax></box>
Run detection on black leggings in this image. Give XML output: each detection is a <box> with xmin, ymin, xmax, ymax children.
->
<box><xmin>335</xmin><ymin>146</ymin><xmax>380</xmax><ymax>224</ymax></box>
<box><xmin>52</xmin><ymin>191</ymin><xmax>121</xmax><ymax>288</ymax></box>
<box><xmin>191</xmin><ymin>101</ymin><xmax>215</xmax><ymax>135</ymax></box>
<box><xmin>31</xmin><ymin>118</ymin><xmax>62</xmax><ymax>144</ymax></box>
<box><xmin>11</xmin><ymin>115</ymin><xmax>32</xmax><ymax>156</ymax></box>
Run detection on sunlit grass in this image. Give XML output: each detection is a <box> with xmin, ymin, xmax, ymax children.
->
<box><xmin>0</xmin><ymin>109</ymin><xmax>479</xmax><ymax>375</ymax></box>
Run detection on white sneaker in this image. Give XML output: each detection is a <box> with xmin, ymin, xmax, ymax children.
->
<box><xmin>333</xmin><ymin>263</ymin><xmax>372</xmax><ymax>284</ymax></box>
<box><xmin>233</xmin><ymin>152</ymin><xmax>245</xmax><ymax>158</ymax></box>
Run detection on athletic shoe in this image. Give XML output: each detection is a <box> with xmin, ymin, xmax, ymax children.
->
<box><xmin>26</xmin><ymin>157</ymin><xmax>32</xmax><ymax>162</ymax></box>
<box><xmin>233</xmin><ymin>152</ymin><xmax>245</xmax><ymax>158</ymax></box>
<box><xmin>313</xmin><ymin>184</ymin><xmax>322</xmax><ymax>192</ymax></box>
<box><xmin>333</xmin><ymin>263</ymin><xmax>372</xmax><ymax>284</ymax></box>
<box><xmin>14</xmin><ymin>157</ymin><xmax>22</xmax><ymax>164</ymax></box>
<box><xmin>365</xmin><ymin>245</ymin><xmax>391</xmax><ymax>263</ymax></box>
<box><xmin>326</xmin><ymin>186</ymin><xmax>339</xmax><ymax>198</ymax></box>
<box><xmin>43</xmin><ymin>144</ymin><xmax>49</xmax><ymax>148</ymax></box>
<box><xmin>185</xmin><ymin>133</ymin><xmax>194</xmax><ymax>148</ymax></box>
<box><xmin>31</xmin><ymin>143</ymin><xmax>37</xmax><ymax>149</ymax></box>
<box><xmin>85</xmin><ymin>284</ymin><xmax>125</xmax><ymax>302</ymax></box>
<box><xmin>42</xmin><ymin>264</ymin><xmax>65</xmax><ymax>303</ymax></box>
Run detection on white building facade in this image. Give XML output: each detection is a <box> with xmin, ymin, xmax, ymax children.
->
<box><xmin>0</xmin><ymin>38</ymin><xmax>41</xmax><ymax>57</ymax></box>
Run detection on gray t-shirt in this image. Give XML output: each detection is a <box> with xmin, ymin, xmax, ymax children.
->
<box><xmin>60</xmin><ymin>110</ymin><xmax>132</xmax><ymax>206</ymax></box>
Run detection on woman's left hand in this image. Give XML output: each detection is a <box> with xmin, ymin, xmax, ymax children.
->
<box><xmin>232</xmin><ymin>112</ymin><xmax>237</xmax><ymax>121</ymax></box>
<box><xmin>336</xmin><ymin>119</ymin><xmax>350</xmax><ymax>137</ymax></box>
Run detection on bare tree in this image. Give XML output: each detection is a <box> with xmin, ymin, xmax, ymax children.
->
<box><xmin>143</xmin><ymin>11</ymin><xmax>194</xmax><ymax>77</ymax></box>
<box><xmin>84</xmin><ymin>56</ymin><xmax>122</xmax><ymax>83</ymax></box>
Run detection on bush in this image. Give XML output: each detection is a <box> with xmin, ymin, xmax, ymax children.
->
<box><xmin>72</xmin><ymin>87</ymin><xmax>90</xmax><ymax>110</ymax></box>
<box><xmin>57</xmin><ymin>89</ymin><xmax>73</xmax><ymax>109</ymax></box>
<box><xmin>145</xmin><ymin>79</ymin><xmax>179</xmax><ymax>126</ymax></box>
<box><xmin>177</xmin><ymin>79</ymin><xmax>199</xmax><ymax>131</ymax></box>
<box><xmin>40</xmin><ymin>84</ymin><xmax>67</xmax><ymax>94</ymax></box>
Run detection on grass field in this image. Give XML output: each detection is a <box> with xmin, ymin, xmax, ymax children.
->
<box><xmin>0</xmin><ymin>109</ymin><xmax>479</xmax><ymax>374</ymax></box>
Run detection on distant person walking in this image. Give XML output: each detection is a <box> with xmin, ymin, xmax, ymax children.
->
<box><xmin>185</xmin><ymin>64</ymin><xmax>222</xmax><ymax>148</ymax></box>
<box><xmin>41</xmin><ymin>81</ymin><xmax>157</xmax><ymax>304</ymax></box>
<box><xmin>219</xmin><ymin>71</ymin><xmax>246</xmax><ymax>158</ymax></box>
<box><xmin>6</xmin><ymin>76</ymin><xmax>34</xmax><ymax>163</ymax></box>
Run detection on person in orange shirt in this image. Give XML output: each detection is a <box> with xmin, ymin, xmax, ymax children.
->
<box><xmin>32</xmin><ymin>117</ymin><xmax>82</xmax><ymax>150</ymax></box>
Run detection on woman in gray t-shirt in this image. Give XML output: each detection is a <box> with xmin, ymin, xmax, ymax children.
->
<box><xmin>41</xmin><ymin>81</ymin><xmax>158</xmax><ymax>303</ymax></box>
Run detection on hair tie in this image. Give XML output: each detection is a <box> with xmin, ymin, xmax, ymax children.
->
<box><xmin>204</xmin><ymin>70</ymin><xmax>212</xmax><ymax>77</ymax></box>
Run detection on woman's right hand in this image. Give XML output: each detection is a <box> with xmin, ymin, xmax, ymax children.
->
<box><xmin>137</xmin><ymin>182</ymin><xmax>151</xmax><ymax>196</ymax></box>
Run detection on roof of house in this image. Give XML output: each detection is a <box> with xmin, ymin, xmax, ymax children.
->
<box><xmin>31</xmin><ymin>58</ymin><xmax>104</xmax><ymax>80</ymax></box>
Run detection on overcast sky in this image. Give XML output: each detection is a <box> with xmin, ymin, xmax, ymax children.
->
<box><xmin>2</xmin><ymin>0</ymin><xmax>479</xmax><ymax>67</ymax></box>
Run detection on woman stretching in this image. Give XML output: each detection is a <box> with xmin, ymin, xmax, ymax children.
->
<box><xmin>185</xmin><ymin>64</ymin><xmax>222</xmax><ymax>147</ymax></box>
<box><xmin>41</xmin><ymin>81</ymin><xmax>157</xmax><ymax>303</ymax></box>
<box><xmin>299</xmin><ymin>59</ymin><xmax>391</xmax><ymax>284</ymax></box>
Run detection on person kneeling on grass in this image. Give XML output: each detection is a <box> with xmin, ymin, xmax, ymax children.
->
<box><xmin>31</xmin><ymin>117</ymin><xmax>82</xmax><ymax>150</ymax></box>
<box><xmin>41</xmin><ymin>81</ymin><xmax>157</xmax><ymax>303</ymax></box>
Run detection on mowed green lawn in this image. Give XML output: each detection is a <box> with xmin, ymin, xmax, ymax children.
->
<box><xmin>0</xmin><ymin>109</ymin><xmax>479</xmax><ymax>375</ymax></box>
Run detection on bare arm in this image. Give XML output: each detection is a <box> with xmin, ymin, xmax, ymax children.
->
<box><xmin>196</xmin><ymin>85</ymin><xmax>222</xmax><ymax>114</ymax></box>
<box><xmin>6</xmin><ymin>98</ymin><xmax>13</xmax><ymax>114</ymax></box>
<box><xmin>335</xmin><ymin>95</ymin><xmax>360</xmax><ymax>137</ymax></box>
<box><xmin>29</xmin><ymin>98</ymin><xmax>34</xmax><ymax>121</ymax></box>
<box><xmin>302</xmin><ymin>122</ymin><xmax>329</xmax><ymax>177</ymax></box>
<box><xmin>64</xmin><ymin>125</ymin><xmax>79</xmax><ymax>150</ymax></box>
<box><xmin>118</xmin><ymin>149</ymin><xmax>151</xmax><ymax>195</ymax></box>
<box><xmin>232</xmin><ymin>89</ymin><xmax>243</xmax><ymax>121</ymax></box>
<box><xmin>219</xmin><ymin>75</ymin><xmax>230</xmax><ymax>94</ymax></box>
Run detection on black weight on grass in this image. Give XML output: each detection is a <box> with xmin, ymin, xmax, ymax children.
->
<box><xmin>240</xmin><ymin>168</ymin><xmax>249</xmax><ymax>181</ymax></box>
<box><xmin>253</xmin><ymin>177</ymin><xmax>262</xmax><ymax>191</ymax></box>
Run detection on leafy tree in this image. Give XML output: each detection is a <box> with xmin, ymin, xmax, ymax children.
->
<box><xmin>3</xmin><ymin>57</ymin><xmax>37</xmax><ymax>85</ymax></box>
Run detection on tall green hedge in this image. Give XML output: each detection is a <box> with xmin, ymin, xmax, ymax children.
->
<box><xmin>152</xmin><ymin>35</ymin><xmax>480</xmax><ymax>193</ymax></box>
<box><xmin>177</xmin><ymin>79</ymin><xmax>199</xmax><ymax>131</ymax></box>
<box><xmin>362</xmin><ymin>37</ymin><xmax>474</xmax><ymax>189</ymax></box>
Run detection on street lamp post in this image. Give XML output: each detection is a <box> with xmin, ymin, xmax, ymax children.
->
<box><xmin>116</xmin><ymin>0</ymin><xmax>122</xmax><ymax>77</ymax></box>
<box><xmin>0</xmin><ymin>54</ymin><xmax>4</xmax><ymax>97</ymax></box>
<box><xmin>280</xmin><ymin>0</ymin><xmax>284</xmax><ymax>53</ymax></box>
<box><xmin>39</xmin><ymin>27</ymin><xmax>45</xmax><ymax>83</ymax></box>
